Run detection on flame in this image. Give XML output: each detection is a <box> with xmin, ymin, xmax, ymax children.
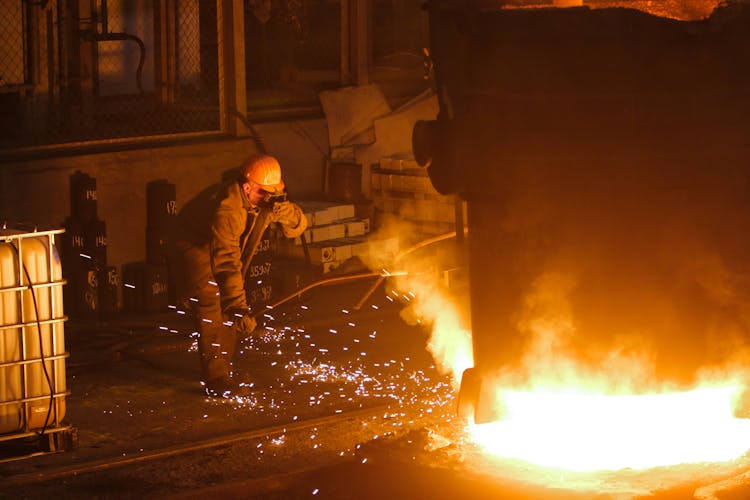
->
<box><xmin>360</xmin><ymin>213</ymin><xmax>750</xmax><ymax>476</ymax></box>
<box><xmin>506</xmin><ymin>0</ymin><xmax>722</xmax><ymax>21</ymax></box>
<box><xmin>359</xmin><ymin>218</ymin><xmax>474</xmax><ymax>388</ymax></box>
<box><xmin>396</xmin><ymin>272</ymin><xmax>473</xmax><ymax>389</ymax></box>
<box><xmin>470</xmin><ymin>384</ymin><xmax>750</xmax><ymax>472</ymax></box>
<box><xmin>388</xmin><ymin>244</ymin><xmax>750</xmax><ymax>473</ymax></box>
<box><xmin>461</xmin><ymin>326</ymin><xmax>750</xmax><ymax>472</ymax></box>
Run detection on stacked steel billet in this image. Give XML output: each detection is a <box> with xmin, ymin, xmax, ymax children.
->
<box><xmin>145</xmin><ymin>180</ymin><xmax>177</xmax><ymax>266</ymax></box>
<box><xmin>60</xmin><ymin>171</ymin><xmax>111</xmax><ymax>320</ymax></box>
<box><xmin>371</xmin><ymin>155</ymin><xmax>465</xmax><ymax>239</ymax></box>
<box><xmin>276</xmin><ymin>200</ymin><xmax>395</xmax><ymax>276</ymax></box>
<box><xmin>243</xmin><ymin>225</ymin><xmax>280</xmax><ymax>313</ymax></box>
<box><xmin>121</xmin><ymin>262</ymin><xmax>169</xmax><ymax>313</ymax></box>
<box><xmin>122</xmin><ymin>180</ymin><xmax>175</xmax><ymax>314</ymax></box>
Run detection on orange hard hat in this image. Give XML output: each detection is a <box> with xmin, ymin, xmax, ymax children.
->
<box><xmin>243</xmin><ymin>155</ymin><xmax>285</xmax><ymax>194</ymax></box>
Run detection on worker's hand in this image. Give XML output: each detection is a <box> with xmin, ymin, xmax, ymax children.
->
<box><xmin>224</xmin><ymin>307</ymin><xmax>257</xmax><ymax>337</ymax></box>
<box><xmin>271</xmin><ymin>201</ymin><xmax>300</xmax><ymax>227</ymax></box>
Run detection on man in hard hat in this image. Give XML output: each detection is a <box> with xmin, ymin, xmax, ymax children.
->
<box><xmin>174</xmin><ymin>154</ymin><xmax>307</xmax><ymax>397</ymax></box>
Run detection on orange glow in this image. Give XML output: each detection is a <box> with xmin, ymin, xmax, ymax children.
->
<box><xmin>506</xmin><ymin>1</ymin><xmax>722</xmax><ymax>21</ymax></box>
<box><xmin>403</xmin><ymin>266</ymin><xmax>750</xmax><ymax>472</ymax></box>
<box><xmin>469</xmin><ymin>384</ymin><xmax>750</xmax><ymax>471</ymax></box>
<box><xmin>586</xmin><ymin>1</ymin><xmax>721</xmax><ymax>20</ymax></box>
<box><xmin>395</xmin><ymin>272</ymin><xmax>473</xmax><ymax>390</ymax></box>
<box><xmin>384</xmin><ymin>225</ymin><xmax>750</xmax><ymax>475</ymax></box>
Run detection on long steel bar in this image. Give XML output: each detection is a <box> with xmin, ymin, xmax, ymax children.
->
<box><xmin>353</xmin><ymin>229</ymin><xmax>468</xmax><ymax>310</ymax></box>
<box><xmin>0</xmin><ymin>390</ymin><xmax>70</xmax><ymax>408</ymax></box>
<box><xmin>0</xmin><ymin>317</ymin><xmax>67</xmax><ymax>332</ymax></box>
<box><xmin>0</xmin><ymin>352</ymin><xmax>69</xmax><ymax>368</ymax></box>
<box><xmin>0</xmin><ymin>424</ymin><xmax>73</xmax><ymax>445</ymax></box>
<box><xmin>253</xmin><ymin>271</ymin><xmax>408</xmax><ymax>319</ymax></box>
<box><xmin>0</xmin><ymin>404</ymin><xmax>390</xmax><ymax>488</ymax></box>
<box><xmin>0</xmin><ymin>229</ymin><xmax>65</xmax><ymax>241</ymax></box>
<box><xmin>0</xmin><ymin>280</ymin><xmax>67</xmax><ymax>294</ymax></box>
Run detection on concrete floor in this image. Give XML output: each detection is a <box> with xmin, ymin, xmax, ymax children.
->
<box><xmin>0</xmin><ymin>277</ymin><xmax>461</xmax><ymax>497</ymax></box>
<box><xmin>2</xmin><ymin>277</ymin><xmax>750</xmax><ymax>499</ymax></box>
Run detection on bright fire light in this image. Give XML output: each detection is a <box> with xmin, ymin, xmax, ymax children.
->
<box><xmin>363</xmin><ymin>224</ymin><xmax>750</xmax><ymax>477</ymax></box>
<box><xmin>469</xmin><ymin>385</ymin><xmax>750</xmax><ymax>471</ymax></box>
<box><xmin>394</xmin><ymin>257</ymin><xmax>750</xmax><ymax>473</ymax></box>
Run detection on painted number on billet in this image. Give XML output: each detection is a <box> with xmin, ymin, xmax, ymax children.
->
<box><xmin>248</xmin><ymin>284</ymin><xmax>273</xmax><ymax>304</ymax></box>
<box><xmin>248</xmin><ymin>262</ymin><xmax>272</xmax><ymax>278</ymax></box>
<box><xmin>166</xmin><ymin>200</ymin><xmax>177</xmax><ymax>215</ymax></box>
<box><xmin>254</xmin><ymin>239</ymin><xmax>273</xmax><ymax>255</ymax></box>
<box><xmin>105</xmin><ymin>269</ymin><xmax>118</xmax><ymax>285</ymax></box>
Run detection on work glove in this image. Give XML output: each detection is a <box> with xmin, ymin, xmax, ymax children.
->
<box><xmin>224</xmin><ymin>307</ymin><xmax>257</xmax><ymax>337</ymax></box>
<box><xmin>271</xmin><ymin>201</ymin><xmax>301</xmax><ymax>227</ymax></box>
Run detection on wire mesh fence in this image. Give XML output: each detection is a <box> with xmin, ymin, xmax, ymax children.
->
<box><xmin>0</xmin><ymin>0</ymin><xmax>430</xmax><ymax>153</ymax></box>
<box><xmin>0</xmin><ymin>2</ymin><xmax>25</xmax><ymax>88</ymax></box>
<box><xmin>0</xmin><ymin>0</ymin><xmax>221</xmax><ymax>151</ymax></box>
<box><xmin>370</xmin><ymin>0</ymin><xmax>431</xmax><ymax>100</ymax></box>
<box><xmin>245</xmin><ymin>0</ymin><xmax>341</xmax><ymax>112</ymax></box>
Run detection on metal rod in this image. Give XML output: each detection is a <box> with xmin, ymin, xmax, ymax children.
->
<box><xmin>352</xmin><ymin>229</ymin><xmax>469</xmax><ymax>310</ymax></box>
<box><xmin>0</xmin><ymin>280</ymin><xmax>67</xmax><ymax>294</ymax></box>
<box><xmin>0</xmin><ymin>228</ymin><xmax>65</xmax><ymax>241</ymax></box>
<box><xmin>1</xmin><ymin>404</ymin><xmax>390</xmax><ymax>487</ymax></box>
<box><xmin>0</xmin><ymin>352</ymin><xmax>69</xmax><ymax>369</ymax></box>
<box><xmin>0</xmin><ymin>317</ymin><xmax>67</xmax><ymax>332</ymax></box>
<box><xmin>0</xmin><ymin>424</ymin><xmax>73</xmax><ymax>445</ymax></box>
<box><xmin>0</xmin><ymin>390</ymin><xmax>70</xmax><ymax>408</ymax></box>
<box><xmin>253</xmin><ymin>271</ymin><xmax>408</xmax><ymax>319</ymax></box>
<box><xmin>353</xmin><ymin>275</ymin><xmax>385</xmax><ymax>311</ymax></box>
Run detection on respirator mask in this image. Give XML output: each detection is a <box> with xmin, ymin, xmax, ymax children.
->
<box><xmin>259</xmin><ymin>190</ymin><xmax>288</xmax><ymax>210</ymax></box>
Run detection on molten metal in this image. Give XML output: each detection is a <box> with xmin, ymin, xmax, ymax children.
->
<box><xmin>469</xmin><ymin>385</ymin><xmax>750</xmax><ymax>471</ymax></box>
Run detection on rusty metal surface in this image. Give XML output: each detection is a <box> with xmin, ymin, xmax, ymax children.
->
<box><xmin>420</xmin><ymin>2</ymin><xmax>750</xmax><ymax>384</ymax></box>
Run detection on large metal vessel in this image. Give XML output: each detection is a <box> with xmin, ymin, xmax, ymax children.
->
<box><xmin>413</xmin><ymin>1</ymin><xmax>750</xmax><ymax>422</ymax></box>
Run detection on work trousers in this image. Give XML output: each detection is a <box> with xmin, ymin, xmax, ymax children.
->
<box><xmin>178</xmin><ymin>241</ymin><xmax>237</xmax><ymax>382</ymax></box>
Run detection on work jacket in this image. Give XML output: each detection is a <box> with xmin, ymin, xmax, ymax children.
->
<box><xmin>176</xmin><ymin>178</ymin><xmax>307</xmax><ymax>313</ymax></box>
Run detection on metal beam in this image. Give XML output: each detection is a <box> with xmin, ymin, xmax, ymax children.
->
<box><xmin>217</xmin><ymin>0</ymin><xmax>248</xmax><ymax>137</ymax></box>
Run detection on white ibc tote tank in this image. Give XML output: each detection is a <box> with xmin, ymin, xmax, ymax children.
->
<box><xmin>0</xmin><ymin>228</ymin><xmax>71</xmax><ymax>450</ymax></box>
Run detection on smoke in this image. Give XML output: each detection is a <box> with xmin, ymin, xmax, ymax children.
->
<box><xmin>478</xmin><ymin>160</ymin><xmax>750</xmax><ymax>390</ymax></box>
<box><xmin>359</xmin><ymin>214</ymin><xmax>473</xmax><ymax>388</ymax></box>
<box><xmin>504</xmin><ymin>270</ymin><xmax>661</xmax><ymax>393</ymax></box>
<box><xmin>396</xmin><ymin>271</ymin><xmax>474</xmax><ymax>388</ymax></box>
<box><xmin>360</xmin><ymin>156</ymin><xmax>750</xmax><ymax>395</ymax></box>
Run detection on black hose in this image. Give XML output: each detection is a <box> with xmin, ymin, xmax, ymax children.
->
<box><xmin>227</xmin><ymin>108</ymin><xmax>268</xmax><ymax>154</ymax></box>
<box><xmin>8</xmin><ymin>242</ymin><xmax>56</xmax><ymax>437</ymax></box>
<box><xmin>94</xmin><ymin>32</ymin><xmax>146</xmax><ymax>95</ymax></box>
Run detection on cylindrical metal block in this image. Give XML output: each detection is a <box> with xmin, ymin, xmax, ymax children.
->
<box><xmin>146</xmin><ymin>225</ymin><xmax>169</xmax><ymax>265</ymax></box>
<box><xmin>121</xmin><ymin>261</ymin><xmax>169</xmax><ymax>313</ymax></box>
<box><xmin>97</xmin><ymin>266</ymin><xmax>119</xmax><ymax>319</ymax></box>
<box><xmin>69</xmin><ymin>171</ymin><xmax>98</xmax><ymax>223</ymax></box>
<box><xmin>82</xmin><ymin>219</ymin><xmax>107</xmax><ymax>267</ymax></box>
<box><xmin>146</xmin><ymin>179</ymin><xmax>177</xmax><ymax>231</ymax></box>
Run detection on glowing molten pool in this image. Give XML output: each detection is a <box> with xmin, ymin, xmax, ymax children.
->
<box><xmin>468</xmin><ymin>385</ymin><xmax>750</xmax><ymax>471</ymax></box>
<box><xmin>391</xmin><ymin>235</ymin><xmax>750</xmax><ymax>476</ymax></box>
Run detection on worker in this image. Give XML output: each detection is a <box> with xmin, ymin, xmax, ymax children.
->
<box><xmin>173</xmin><ymin>154</ymin><xmax>307</xmax><ymax>397</ymax></box>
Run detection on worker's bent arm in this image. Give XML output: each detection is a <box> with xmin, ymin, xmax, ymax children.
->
<box><xmin>210</xmin><ymin>203</ymin><xmax>248</xmax><ymax>313</ymax></box>
<box><xmin>278</xmin><ymin>202</ymin><xmax>308</xmax><ymax>239</ymax></box>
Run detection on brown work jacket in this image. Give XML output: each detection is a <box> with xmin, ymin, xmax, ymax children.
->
<box><xmin>176</xmin><ymin>178</ymin><xmax>307</xmax><ymax>313</ymax></box>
